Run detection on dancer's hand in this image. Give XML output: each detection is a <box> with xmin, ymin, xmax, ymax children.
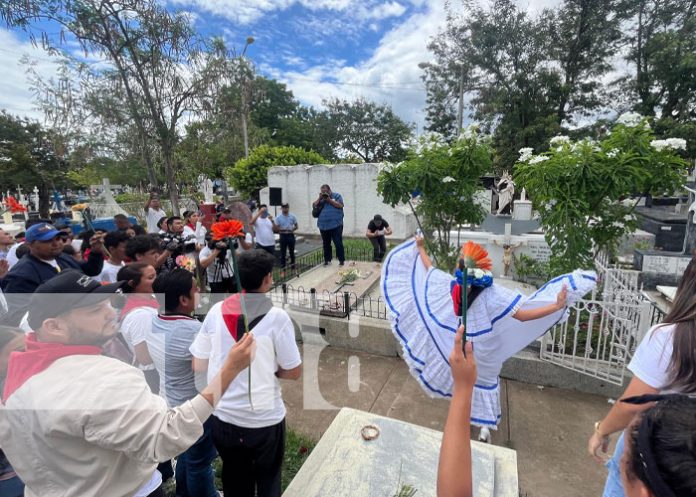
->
<box><xmin>587</xmin><ymin>429</ymin><xmax>610</xmax><ymax>463</ymax></box>
<box><xmin>450</xmin><ymin>325</ymin><xmax>476</xmax><ymax>394</ymax></box>
<box><xmin>556</xmin><ymin>285</ymin><xmax>568</xmax><ymax>310</ymax></box>
<box><xmin>415</xmin><ymin>234</ymin><xmax>425</xmax><ymax>248</ymax></box>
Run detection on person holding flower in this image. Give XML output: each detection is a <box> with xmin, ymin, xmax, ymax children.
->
<box><xmin>382</xmin><ymin>235</ymin><xmax>595</xmax><ymax>442</ymax></box>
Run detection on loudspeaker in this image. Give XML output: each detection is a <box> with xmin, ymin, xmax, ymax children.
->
<box><xmin>269</xmin><ymin>187</ymin><xmax>283</xmax><ymax>206</ymax></box>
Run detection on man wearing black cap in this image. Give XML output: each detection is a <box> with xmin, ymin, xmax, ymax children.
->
<box><xmin>366</xmin><ymin>215</ymin><xmax>392</xmax><ymax>262</ymax></box>
<box><xmin>0</xmin><ymin>270</ymin><xmax>255</xmax><ymax>497</ymax></box>
<box><xmin>274</xmin><ymin>203</ymin><xmax>298</xmax><ymax>271</ymax></box>
<box><xmin>1</xmin><ymin>222</ymin><xmax>105</xmax><ymax>326</ymax></box>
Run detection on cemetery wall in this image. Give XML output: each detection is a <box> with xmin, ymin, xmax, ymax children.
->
<box><xmin>262</xmin><ymin>164</ymin><xmax>417</xmax><ymax>239</ymax></box>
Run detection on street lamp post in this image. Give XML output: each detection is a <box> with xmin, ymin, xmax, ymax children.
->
<box><xmin>240</xmin><ymin>36</ymin><xmax>254</xmax><ymax>158</ymax></box>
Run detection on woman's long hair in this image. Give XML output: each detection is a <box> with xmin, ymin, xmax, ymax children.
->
<box><xmin>662</xmin><ymin>258</ymin><xmax>696</xmax><ymax>393</ymax></box>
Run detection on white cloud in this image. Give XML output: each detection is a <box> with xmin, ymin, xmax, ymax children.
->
<box><xmin>168</xmin><ymin>0</ymin><xmax>406</xmax><ymax>24</ymax></box>
<box><xmin>0</xmin><ymin>29</ymin><xmax>65</xmax><ymax>121</ymax></box>
<box><xmin>358</xmin><ymin>1</ymin><xmax>407</xmax><ymax>20</ymax></box>
<box><xmin>274</xmin><ymin>1</ymin><xmax>443</xmax><ymax>132</ymax></box>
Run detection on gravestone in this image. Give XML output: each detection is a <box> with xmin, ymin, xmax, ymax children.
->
<box><xmin>283</xmin><ymin>408</ymin><xmax>518</xmax><ymax>497</ymax></box>
<box><xmin>635</xmin><ymin>205</ymin><xmax>686</xmax><ymax>252</ymax></box>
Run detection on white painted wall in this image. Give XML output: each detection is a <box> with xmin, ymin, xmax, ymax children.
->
<box><xmin>261</xmin><ymin>164</ymin><xmax>417</xmax><ymax>239</ymax></box>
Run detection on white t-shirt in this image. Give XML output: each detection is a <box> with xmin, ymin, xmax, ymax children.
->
<box><xmin>146</xmin><ymin>207</ymin><xmax>167</xmax><ymax>233</ymax></box>
<box><xmin>253</xmin><ymin>217</ymin><xmax>275</xmax><ymax>247</ymax></box>
<box><xmin>628</xmin><ymin>324</ymin><xmax>676</xmax><ymax>391</ymax></box>
<box><xmin>190</xmin><ymin>303</ymin><xmax>301</xmax><ymax>428</ymax></box>
<box><xmin>200</xmin><ymin>245</ymin><xmax>231</xmax><ymax>282</ymax></box>
<box><xmin>6</xmin><ymin>243</ymin><xmax>19</xmax><ymax>268</ymax></box>
<box><xmin>98</xmin><ymin>260</ymin><xmax>125</xmax><ymax>283</ymax></box>
<box><xmin>183</xmin><ymin>222</ymin><xmax>207</xmax><ymax>245</ymax></box>
<box><xmin>119</xmin><ymin>306</ymin><xmax>158</xmax><ymax>371</ymax></box>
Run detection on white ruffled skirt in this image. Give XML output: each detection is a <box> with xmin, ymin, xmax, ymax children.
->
<box><xmin>382</xmin><ymin>239</ymin><xmax>597</xmax><ymax>428</ymax></box>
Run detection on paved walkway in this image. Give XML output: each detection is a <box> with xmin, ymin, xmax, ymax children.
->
<box><xmin>281</xmin><ymin>346</ymin><xmax>618</xmax><ymax>497</ymax></box>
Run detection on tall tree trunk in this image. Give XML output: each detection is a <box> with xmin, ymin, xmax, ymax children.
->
<box><xmin>162</xmin><ymin>146</ymin><xmax>179</xmax><ymax>216</ymax></box>
<box><xmin>139</xmin><ymin>130</ymin><xmax>158</xmax><ymax>188</ymax></box>
<box><xmin>38</xmin><ymin>182</ymin><xmax>51</xmax><ymax>219</ymax></box>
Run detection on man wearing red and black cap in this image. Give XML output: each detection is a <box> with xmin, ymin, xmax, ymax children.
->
<box><xmin>1</xmin><ymin>222</ymin><xmax>105</xmax><ymax>326</ymax></box>
<box><xmin>0</xmin><ymin>270</ymin><xmax>255</xmax><ymax>497</ymax></box>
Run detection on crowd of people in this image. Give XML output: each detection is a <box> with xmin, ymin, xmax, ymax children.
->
<box><xmin>0</xmin><ymin>185</ymin><xmax>692</xmax><ymax>497</ymax></box>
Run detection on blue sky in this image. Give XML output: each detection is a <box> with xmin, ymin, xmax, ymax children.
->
<box><xmin>0</xmin><ymin>0</ymin><xmax>559</xmax><ymax>131</ymax></box>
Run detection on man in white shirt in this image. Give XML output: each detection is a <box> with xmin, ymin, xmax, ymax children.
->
<box><xmin>144</xmin><ymin>195</ymin><xmax>167</xmax><ymax>234</ymax></box>
<box><xmin>190</xmin><ymin>249</ymin><xmax>301</xmax><ymax>497</ymax></box>
<box><xmin>149</xmin><ymin>269</ymin><xmax>218</xmax><ymax>497</ymax></box>
<box><xmin>0</xmin><ymin>269</ymin><xmax>256</xmax><ymax>497</ymax></box>
<box><xmin>98</xmin><ymin>231</ymin><xmax>129</xmax><ymax>283</ymax></box>
<box><xmin>251</xmin><ymin>205</ymin><xmax>276</xmax><ymax>257</ymax></box>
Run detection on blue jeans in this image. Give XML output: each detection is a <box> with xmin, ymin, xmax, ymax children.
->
<box><xmin>0</xmin><ymin>475</ymin><xmax>24</xmax><ymax>497</ymax></box>
<box><xmin>602</xmin><ymin>432</ymin><xmax>625</xmax><ymax>497</ymax></box>
<box><xmin>175</xmin><ymin>419</ymin><xmax>218</xmax><ymax>497</ymax></box>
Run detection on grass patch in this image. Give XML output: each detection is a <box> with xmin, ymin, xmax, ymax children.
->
<box><xmin>164</xmin><ymin>429</ymin><xmax>317</xmax><ymax>496</ymax></box>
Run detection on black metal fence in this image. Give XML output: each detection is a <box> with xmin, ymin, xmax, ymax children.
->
<box><xmin>270</xmin><ymin>246</ymin><xmax>378</xmax><ymax>286</ymax></box>
<box><xmin>648</xmin><ymin>301</ymin><xmax>667</xmax><ymax>327</ymax></box>
<box><xmin>269</xmin><ymin>283</ymin><xmax>389</xmax><ymax>320</ymax></box>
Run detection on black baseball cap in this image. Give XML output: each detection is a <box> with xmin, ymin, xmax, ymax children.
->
<box><xmin>281</xmin><ymin>203</ymin><xmax>289</xmax><ymax>208</ymax></box>
<box><xmin>27</xmin><ymin>270</ymin><xmax>127</xmax><ymax>330</ymax></box>
<box><xmin>373</xmin><ymin>214</ymin><xmax>383</xmax><ymax>223</ymax></box>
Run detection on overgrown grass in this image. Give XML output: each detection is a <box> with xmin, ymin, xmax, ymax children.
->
<box><xmin>163</xmin><ymin>429</ymin><xmax>317</xmax><ymax>496</ymax></box>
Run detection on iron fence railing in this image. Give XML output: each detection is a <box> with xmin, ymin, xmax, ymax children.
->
<box><xmin>269</xmin><ymin>283</ymin><xmax>388</xmax><ymax>320</ymax></box>
<box><xmin>270</xmin><ymin>247</ymin><xmax>378</xmax><ymax>286</ymax></box>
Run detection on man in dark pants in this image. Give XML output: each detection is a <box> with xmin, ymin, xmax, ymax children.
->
<box><xmin>312</xmin><ymin>184</ymin><xmax>345</xmax><ymax>266</ymax></box>
<box><xmin>274</xmin><ymin>203</ymin><xmax>298</xmax><ymax>271</ymax></box>
<box><xmin>190</xmin><ymin>250</ymin><xmax>302</xmax><ymax>497</ymax></box>
<box><xmin>366</xmin><ymin>214</ymin><xmax>392</xmax><ymax>262</ymax></box>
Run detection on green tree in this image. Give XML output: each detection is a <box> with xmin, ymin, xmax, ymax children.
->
<box><xmin>378</xmin><ymin>128</ymin><xmax>492</xmax><ymax>268</ymax></box>
<box><xmin>226</xmin><ymin>145</ymin><xmax>325</xmax><ymax>200</ymax></box>
<box><xmin>617</xmin><ymin>0</ymin><xmax>696</xmax><ymax>120</ymax></box>
<box><xmin>0</xmin><ymin>112</ymin><xmax>72</xmax><ymax>217</ymax></box>
<box><xmin>514</xmin><ymin>114</ymin><xmax>689</xmax><ymax>273</ymax></box>
<box><xmin>322</xmin><ymin>97</ymin><xmax>413</xmax><ymax>163</ymax></box>
<box><xmin>3</xmin><ymin>0</ymin><xmax>228</xmax><ymax>214</ymax></box>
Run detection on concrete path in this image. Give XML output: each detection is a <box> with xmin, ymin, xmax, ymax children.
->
<box><xmin>281</xmin><ymin>346</ymin><xmax>618</xmax><ymax>497</ymax></box>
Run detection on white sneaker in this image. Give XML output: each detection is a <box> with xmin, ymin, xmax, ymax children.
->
<box><xmin>478</xmin><ymin>427</ymin><xmax>491</xmax><ymax>443</ymax></box>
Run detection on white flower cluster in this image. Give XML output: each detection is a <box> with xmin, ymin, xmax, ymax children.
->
<box><xmin>442</xmin><ymin>176</ymin><xmax>456</xmax><ymax>183</ymax></box>
<box><xmin>606</xmin><ymin>148</ymin><xmax>620</xmax><ymax>158</ymax></box>
<box><xmin>413</xmin><ymin>132</ymin><xmax>446</xmax><ymax>154</ymax></box>
<box><xmin>616</xmin><ymin>112</ymin><xmax>643</xmax><ymax>127</ymax></box>
<box><xmin>650</xmin><ymin>138</ymin><xmax>687</xmax><ymax>152</ymax></box>
<box><xmin>518</xmin><ymin>147</ymin><xmax>534</xmax><ymax>162</ymax></box>
<box><xmin>459</xmin><ymin>124</ymin><xmax>480</xmax><ymax>141</ymax></box>
<box><xmin>529</xmin><ymin>155</ymin><xmax>550</xmax><ymax>165</ymax></box>
<box><xmin>472</xmin><ymin>268</ymin><xmax>489</xmax><ymax>279</ymax></box>
<box><xmin>550</xmin><ymin>135</ymin><xmax>571</xmax><ymax>146</ymax></box>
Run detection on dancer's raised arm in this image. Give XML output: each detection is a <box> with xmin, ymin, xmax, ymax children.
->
<box><xmin>513</xmin><ymin>286</ymin><xmax>567</xmax><ymax>321</ymax></box>
<box><xmin>415</xmin><ymin>234</ymin><xmax>433</xmax><ymax>270</ymax></box>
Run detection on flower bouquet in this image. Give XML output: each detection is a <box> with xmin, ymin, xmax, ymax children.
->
<box><xmin>175</xmin><ymin>255</ymin><xmax>196</xmax><ymax>273</ymax></box>
<box><xmin>337</xmin><ymin>268</ymin><xmax>362</xmax><ymax>285</ymax></box>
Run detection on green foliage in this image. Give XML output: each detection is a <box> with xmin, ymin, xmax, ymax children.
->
<box><xmin>513</xmin><ymin>254</ymin><xmax>552</xmax><ymax>286</ymax></box>
<box><xmin>514</xmin><ymin>116</ymin><xmax>689</xmax><ymax>273</ymax></box>
<box><xmin>226</xmin><ymin>145</ymin><xmax>325</xmax><ymax>199</ymax></box>
<box><xmin>113</xmin><ymin>192</ymin><xmax>149</xmax><ymax>204</ymax></box>
<box><xmin>378</xmin><ymin>128</ymin><xmax>492</xmax><ymax>268</ymax></box>
<box><xmin>323</xmin><ymin>97</ymin><xmax>414</xmax><ymax>163</ymax></box>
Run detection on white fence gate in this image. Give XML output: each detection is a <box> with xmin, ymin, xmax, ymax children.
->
<box><xmin>539</xmin><ymin>253</ymin><xmax>655</xmax><ymax>385</ymax></box>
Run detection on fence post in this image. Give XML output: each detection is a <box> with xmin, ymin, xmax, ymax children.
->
<box><xmin>282</xmin><ymin>283</ymin><xmax>288</xmax><ymax>306</ymax></box>
<box><xmin>310</xmin><ymin>288</ymin><xmax>317</xmax><ymax>311</ymax></box>
<box><xmin>343</xmin><ymin>291</ymin><xmax>351</xmax><ymax>320</ymax></box>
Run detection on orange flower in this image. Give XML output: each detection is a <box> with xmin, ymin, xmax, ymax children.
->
<box><xmin>211</xmin><ymin>219</ymin><xmax>244</xmax><ymax>241</ymax></box>
<box><xmin>460</xmin><ymin>241</ymin><xmax>492</xmax><ymax>271</ymax></box>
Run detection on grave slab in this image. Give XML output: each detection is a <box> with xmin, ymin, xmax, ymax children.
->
<box><xmin>283</xmin><ymin>407</ymin><xmax>518</xmax><ymax>497</ymax></box>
